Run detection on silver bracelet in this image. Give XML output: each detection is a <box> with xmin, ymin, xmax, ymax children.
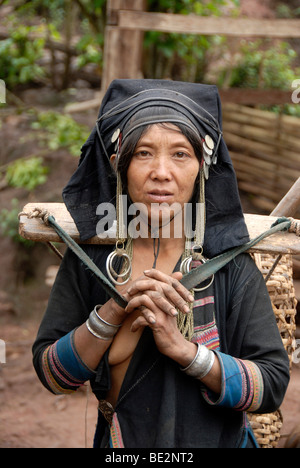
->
<box><xmin>86</xmin><ymin>305</ymin><xmax>122</xmax><ymax>341</ymax></box>
<box><xmin>181</xmin><ymin>343</ymin><xmax>215</xmax><ymax>380</ymax></box>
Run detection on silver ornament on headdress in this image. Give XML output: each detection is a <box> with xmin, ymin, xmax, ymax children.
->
<box><xmin>202</xmin><ymin>134</ymin><xmax>217</xmax><ymax>181</ymax></box>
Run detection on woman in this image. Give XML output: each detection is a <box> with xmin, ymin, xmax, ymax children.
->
<box><xmin>33</xmin><ymin>80</ymin><xmax>290</xmax><ymax>448</ymax></box>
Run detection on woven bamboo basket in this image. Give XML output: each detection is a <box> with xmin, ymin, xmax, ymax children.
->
<box><xmin>247</xmin><ymin>253</ymin><xmax>298</xmax><ymax>448</ymax></box>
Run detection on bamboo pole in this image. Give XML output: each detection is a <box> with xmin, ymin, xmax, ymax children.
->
<box><xmin>271</xmin><ymin>178</ymin><xmax>300</xmax><ymax>217</ymax></box>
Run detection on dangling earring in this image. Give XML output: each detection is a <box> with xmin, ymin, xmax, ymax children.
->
<box><xmin>180</xmin><ymin>168</ymin><xmax>214</xmax><ymax>292</ymax></box>
<box><xmin>106</xmin><ymin>156</ymin><xmax>132</xmax><ymax>285</ymax></box>
<box><xmin>177</xmin><ymin>137</ymin><xmax>216</xmax><ymax>340</ymax></box>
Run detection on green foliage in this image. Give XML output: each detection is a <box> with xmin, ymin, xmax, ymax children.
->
<box><xmin>0</xmin><ymin>24</ymin><xmax>46</xmax><ymax>88</ymax></box>
<box><xmin>0</xmin><ymin>198</ymin><xmax>34</xmax><ymax>246</ymax></box>
<box><xmin>219</xmin><ymin>40</ymin><xmax>300</xmax><ymax>90</ymax></box>
<box><xmin>16</xmin><ymin>0</ymin><xmax>66</xmax><ymax>27</ymax></box>
<box><xmin>1</xmin><ymin>1</ymin><xmax>106</xmax><ymax>89</ymax></box>
<box><xmin>75</xmin><ymin>33</ymin><xmax>103</xmax><ymax>69</ymax></box>
<box><xmin>5</xmin><ymin>157</ymin><xmax>49</xmax><ymax>191</ymax></box>
<box><xmin>276</xmin><ymin>3</ymin><xmax>300</xmax><ymax>18</ymax></box>
<box><xmin>31</xmin><ymin>111</ymin><xmax>90</xmax><ymax>156</ymax></box>
<box><xmin>145</xmin><ymin>0</ymin><xmax>239</xmax><ymax>82</ymax></box>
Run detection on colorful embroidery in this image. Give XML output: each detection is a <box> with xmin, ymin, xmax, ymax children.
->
<box><xmin>202</xmin><ymin>352</ymin><xmax>264</xmax><ymax>413</ymax></box>
<box><xmin>42</xmin><ymin>346</ymin><xmax>74</xmax><ymax>395</ymax></box>
<box><xmin>49</xmin><ymin>342</ymin><xmax>83</xmax><ymax>387</ymax></box>
<box><xmin>41</xmin><ymin>333</ymin><xmax>94</xmax><ymax>395</ymax></box>
<box><xmin>192</xmin><ymin>296</ymin><xmax>220</xmax><ymax>350</ymax></box>
<box><xmin>194</xmin><ymin>296</ymin><xmax>215</xmax><ymax>308</ymax></box>
<box><xmin>110</xmin><ymin>413</ymin><xmax>125</xmax><ymax>448</ymax></box>
<box><xmin>192</xmin><ymin>320</ymin><xmax>220</xmax><ymax>350</ymax></box>
<box><xmin>243</xmin><ymin>360</ymin><xmax>264</xmax><ymax>412</ymax></box>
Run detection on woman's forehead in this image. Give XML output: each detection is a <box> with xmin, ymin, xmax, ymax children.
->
<box><xmin>139</xmin><ymin>122</ymin><xmax>185</xmax><ymax>137</ymax></box>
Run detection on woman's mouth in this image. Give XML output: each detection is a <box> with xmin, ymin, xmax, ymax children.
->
<box><xmin>147</xmin><ymin>191</ymin><xmax>174</xmax><ymax>202</ymax></box>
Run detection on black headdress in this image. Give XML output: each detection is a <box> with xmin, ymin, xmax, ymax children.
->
<box><xmin>63</xmin><ymin>79</ymin><xmax>249</xmax><ymax>258</ymax></box>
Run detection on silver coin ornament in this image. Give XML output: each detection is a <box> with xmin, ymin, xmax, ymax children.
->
<box><xmin>205</xmin><ymin>134</ymin><xmax>214</xmax><ymax>150</ymax></box>
<box><xmin>111</xmin><ymin>128</ymin><xmax>121</xmax><ymax>143</ymax></box>
<box><xmin>203</xmin><ymin>135</ymin><xmax>216</xmax><ymax>180</ymax></box>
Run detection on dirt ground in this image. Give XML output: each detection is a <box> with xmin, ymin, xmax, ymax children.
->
<box><xmin>0</xmin><ymin>318</ymin><xmax>98</xmax><ymax>448</ymax></box>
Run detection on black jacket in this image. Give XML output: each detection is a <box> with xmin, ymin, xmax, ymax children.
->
<box><xmin>33</xmin><ymin>245</ymin><xmax>290</xmax><ymax>448</ymax></box>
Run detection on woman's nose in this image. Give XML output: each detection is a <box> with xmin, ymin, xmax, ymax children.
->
<box><xmin>150</xmin><ymin>156</ymin><xmax>172</xmax><ymax>180</ymax></box>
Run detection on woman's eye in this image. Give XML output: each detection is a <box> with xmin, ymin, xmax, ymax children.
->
<box><xmin>135</xmin><ymin>150</ymin><xmax>151</xmax><ymax>158</ymax></box>
<box><xmin>174</xmin><ymin>152</ymin><xmax>189</xmax><ymax>159</ymax></box>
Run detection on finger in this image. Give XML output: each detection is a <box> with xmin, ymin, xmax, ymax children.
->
<box><xmin>126</xmin><ymin>294</ymin><xmax>178</xmax><ymax>317</ymax></box>
<box><xmin>126</xmin><ymin>278</ymin><xmax>185</xmax><ymax>315</ymax></box>
<box><xmin>171</xmin><ymin>271</ymin><xmax>183</xmax><ymax>281</ymax></box>
<box><xmin>147</xmin><ymin>290</ymin><xmax>179</xmax><ymax>317</ymax></box>
<box><xmin>126</xmin><ymin>278</ymin><xmax>162</xmax><ymax>297</ymax></box>
<box><xmin>140</xmin><ymin>306</ymin><xmax>157</xmax><ymax>325</ymax></box>
<box><xmin>130</xmin><ymin>315</ymin><xmax>149</xmax><ymax>333</ymax></box>
<box><xmin>143</xmin><ymin>269</ymin><xmax>194</xmax><ymax>304</ymax></box>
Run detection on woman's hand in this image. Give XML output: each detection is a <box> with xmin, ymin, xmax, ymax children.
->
<box><xmin>126</xmin><ymin>270</ymin><xmax>193</xmax><ymax>316</ymax></box>
<box><xmin>123</xmin><ymin>269</ymin><xmax>195</xmax><ymax>360</ymax></box>
<box><xmin>103</xmin><ymin>269</ymin><xmax>193</xmax><ymax>323</ymax></box>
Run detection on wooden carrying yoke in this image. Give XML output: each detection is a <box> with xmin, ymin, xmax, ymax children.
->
<box><xmin>19</xmin><ymin>179</ymin><xmax>300</xmax><ymax>448</ymax></box>
<box><xmin>19</xmin><ymin>203</ymin><xmax>300</xmax><ymax>255</ymax></box>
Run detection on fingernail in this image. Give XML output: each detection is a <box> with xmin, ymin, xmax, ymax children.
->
<box><xmin>183</xmin><ymin>304</ymin><xmax>191</xmax><ymax>314</ymax></box>
<box><xmin>188</xmin><ymin>294</ymin><xmax>194</xmax><ymax>302</ymax></box>
<box><xmin>149</xmin><ymin>317</ymin><xmax>156</xmax><ymax>324</ymax></box>
<box><xmin>171</xmin><ymin>308</ymin><xmax>178</xmax><ymax>317</ymax></box>
<box><xmin>143</xmin><ymin>270</ymin><xmax>151</xmax><ymax>275</ymax></box>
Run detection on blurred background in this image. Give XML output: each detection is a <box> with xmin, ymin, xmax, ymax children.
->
<box><xmin>0</xmin><ymin>0</ymin><xmax>299</xmax><ymax>448</ymax></box>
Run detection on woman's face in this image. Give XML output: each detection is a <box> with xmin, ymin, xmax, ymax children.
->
<box><xmin>126</xmin><ymin>124</ymin><xmax>200</xmax><ymax>228</ymax></box>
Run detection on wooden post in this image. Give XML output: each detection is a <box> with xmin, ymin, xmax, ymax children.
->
<box><xmin>271</xmin><ymin>177</ymin><xmax>300</xmax><ymax>218</ymax></box>
<box><xmin>101</xmin><ymin>0</ymin><xmax>145</xmax><ymax>92</ymax></box>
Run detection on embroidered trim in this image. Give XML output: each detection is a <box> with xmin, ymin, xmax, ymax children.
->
<box><xmin>42</xmin><ymin>346</ymin><xmax>74</xmax><ymax>394</ymax></box>
<box><xmin>41</xmin><ymin>342</ymin><xmax>87</xmax><ymax>395</ymax></box>
<box><xmin>244</xmin><ymin>360</ymin><xmax>264</xmax><ymax>412</ymax></box>
<box><xmin>201</xmin><ymin>352</ymin><xmax>264</xmax><ymax>413</ymax></box>
<box><xmin>234</xmin><ymin>359</ymin><xmax>250</xmax><ymax>410</ymax></box>
<box><xmin>51</xmin><ymin>341</ymin><xmax>84</xmax><ymax>386</ymax></box>
<box><xmin>192</xmin><ymin>320</ymin><xmax>220</xmax><ymax>350</ymax></box>
<box><xmin>110</xmin><ymin>413</ymin><xmax>125</xmax><ymax>448</ymax></box>
<box><xmin>193</xmin><ymin>295</ymin><xmax>215</xmax><ymax>309</ymax></box>
<box><xmin>192</xmin><ymin>295</ymin><xmax>220</xmax><ymax>350</ymax></box>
